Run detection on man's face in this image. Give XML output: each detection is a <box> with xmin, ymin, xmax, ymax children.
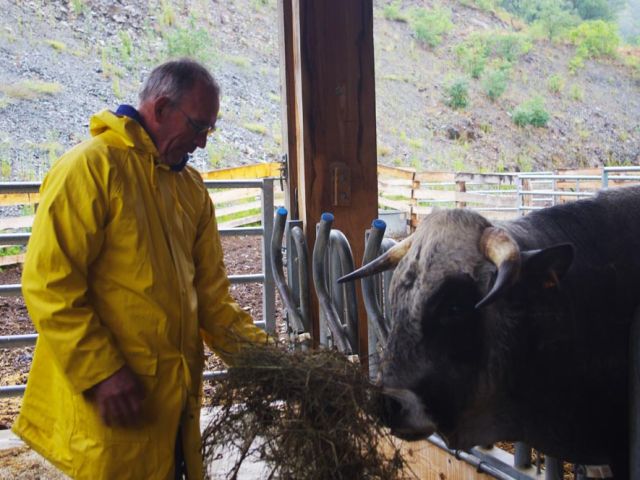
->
<box><xmin>156</xmin><ymin>81</ymin><xmax>219</xmax><ymax>166</ymax></box>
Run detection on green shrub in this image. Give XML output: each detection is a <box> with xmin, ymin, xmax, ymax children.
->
<box><xmin>455</xmin><ymin>32</ymin><xmax>531</xmax><ymax>77</ymax></box>
<box><xmin>512</xmin><ymin>97</ymin><xmax>550</xmax><ymax>127</ymax></box>
<box><xmin>532</xmin><ymin>6</ymin><xmax>579</xmax><ymax>40</ymax></box>
<box><xmin>165</xmin><ymin>24</ymin><xmax>211</xmax><ymax>61</ymax></box>
<box><xmin>491</xmin><ymin>33</ymin><xmax>532</xmax><ymax>62</ymax></box>
<box><xmin>409</xmin><ymin>7</ymin><xmax>453</xmax><ymax>47</ymax></box>
<box><xmin>383</xmin><ymin>1</ymin><xmax>407</xmax><ymax>22</ymax></box>
<box><xmin>455</xmin><ymin>42</ymin><xmax>487</xmax><ymax>78</ymax></box>
<box><xmin>547</xmin><ymin>74</ymin><xmax>565</xmax><ymax>94</ymax></box>
<box><xmin>482</xmin><ymin>68</ymin><xmax>509</xmax><ymax>101</ymax></box>
<box><xmin>569</xmin><ymin>20</ymin><xmax>620</xmax><ymax>58</ymax></box>
<box><xmin>445</xmin><ymin>79</ymin><xmax>469</xmax><ymax>109</ymax></box>
<box><xmin>569</xmin><ymin>84</ymin><xmax>584</xmax><ymax>100</ymax></box>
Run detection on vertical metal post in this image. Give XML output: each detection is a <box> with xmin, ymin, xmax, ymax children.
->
<box><xmin>516</xmin><ymin>175</ymin><xmax>524</xmax><ymax>216</ymax></box>
<box><xmin>602</xmin><ymin>168</ymin><xmax>609</xmax><ymax>189</ymax></box>
<box><xmin>261</xmin><ymin>178</ymin><xmax>276</xmax><ymax>334</ymax></box>
<box><xmin>545</xmin><ymin>457</ymin><xmax>563</xmax><ymax>480</ymax></box>
<box><xmin>514</xmin><ymin>442</ymin><xmax>532</xmax><ymax>470</ymax></box>
<box><xmin>630</xmin><ymin>309</ymin><xmax>640</xmax><ymax>479</ymax></box>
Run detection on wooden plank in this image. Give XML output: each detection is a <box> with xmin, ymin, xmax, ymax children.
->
<box><xmin>557</xmin><ymin>167</ymin><xmax>601</xmax><ymax>176</ymax></box>
<box><xmin>378</xmin><ymin>164</ymin><xmax>416</xmax><ymax>180</ymax></box>
<box><xmin>0</xmin><ymin>254</ymin><xmax>25</xmax><ymax>266</ymax></box>
<box><xmin>384</xmin><ymin>438</ymin><xmax>495</xmax><ymax>479</ymax></box>
<box><xmin>456</xmin><ymin>192</ymin><xmax>517</xmax><ymax>207</ymax></box>
<box><xmin>555</xmin><ymin>180</ymin><xmax>601</xmax><ymax>190</ymax></box>
<box><xmin>378</xmin><ymin>178</ymin><xmax>415</xmax><ymax>188</ymax></box>
<box><xmin>378</xmin><ymin>197</ymin><xmax>412</xmax><ymax>213</ymax></box>
<box><xmin>415</xmin><ymin>171</ymin><xmax>455</xmax><ymax>183</ymax></box>
<box><xmin>218</xmin><ymin>214</ymin><xmax>262</xmax><ymax>230</ymax></box>
<box><xmin>414</xmin><ymin>189</ymin><xmax>456</xmax><ymax>202</ymax></box>
<box><xmin>201</xmin><ymin>162</ymin><xmax>281</xmax><ymax>180</ymax></box>
<box><xmin>210</xmin><ymin>189</ymin><xmax>261</xmax><ymax>204</ymax></box>
<box><xmin>0</xmin><ymin>193</ymin><xmax>40</xmax><ymax>207</ymax></box>
<box><xmin>379</xmin><ymin>185</ymin><xmax>414</xmax><ymax>198</ymax></box>
<box><xmin>215</xmin><ymin>200</ymin><xmax>262</xmax><ymax>218</ymax></box>
<box><xmin>455</xmin><ymin>172</ymin><xmax>518</xmax><ymax>185</ymax></box>
<box><xmin>0</xmin><ymin>216</ymin><xmax>34</xmax><ymax>230</ymax></box>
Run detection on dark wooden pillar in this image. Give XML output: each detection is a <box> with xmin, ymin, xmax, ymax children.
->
<box><xmin>284</xmin><ymin>0</ymin><xmax>378</xmax><ymax>359</ymax></box>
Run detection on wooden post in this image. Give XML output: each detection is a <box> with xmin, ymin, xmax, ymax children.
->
<box><xmin>455</xmin><ymin>178</ymin><xmax>467</xmax><ymax>209</ymax></box>
<box><xmin>277</xmin><ymin>0</ymin><xmax>299</xmax><ymax>219</ymax></box>
<box><xmin>289</xmin><ymin>0</ymin><xmax>378</xmax><ymax>359</ymax></box>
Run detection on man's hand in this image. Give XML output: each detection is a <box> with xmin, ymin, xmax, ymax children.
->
<box><xmin>86</xmin><ymin>366</ymin><xmax>145</xmax><ymax>427</ymax></box>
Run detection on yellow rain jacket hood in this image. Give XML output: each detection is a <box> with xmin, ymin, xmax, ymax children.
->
<box><xmin>13</xmin><ymin>109</ymin><xmax>268</xmax><ymax>479</ymax></box>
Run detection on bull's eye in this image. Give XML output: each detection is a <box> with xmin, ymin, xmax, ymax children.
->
<box><xmin>448</xmin><ymin>303</ymin><xmax>466</xmax><ymax>317</ymax></box>
<box><xmin>425</xmin><ymin>274</ymin><xmax>479</xmax><ymax>329</ymax></box>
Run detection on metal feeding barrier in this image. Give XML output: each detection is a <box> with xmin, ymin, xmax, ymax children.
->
<box><xmin>0</xmin><ymin>179</ymin><xmax>278</xmax><ymax>398</ymax></box>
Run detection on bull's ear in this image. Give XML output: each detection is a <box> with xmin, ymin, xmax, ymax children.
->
<box><xmin>520</xmin><ymin>243</ymin><xmax>574</xmax><ymax>289</ymax></box>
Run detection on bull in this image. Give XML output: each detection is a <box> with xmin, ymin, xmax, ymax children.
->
<box><xmin>339</xmin><ymin>186</ymin><xmax>640</xmax><ymax>477</ymax></box>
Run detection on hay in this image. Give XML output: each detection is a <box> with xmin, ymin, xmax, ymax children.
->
<box><xmin>201</xmin><ymin>345</ymin><xmax>408</xmax><ymax>480</ymax></box>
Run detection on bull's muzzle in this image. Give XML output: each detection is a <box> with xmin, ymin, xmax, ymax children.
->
<box><xmin>380</xmin><ymin>388</ymin><xmax>437</xmax><ymax>441</ymax></box>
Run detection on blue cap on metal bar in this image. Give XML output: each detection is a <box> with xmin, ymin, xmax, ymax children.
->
<box><xmin>321</xmin><ymin>212</ymin><xmax>334</xmax><ymax>222</ymax></box>
<box><xmin>372</xmin><ymin>219</ymin><xmax>386</xmax><ymax>229</ymax></box>
<box><xmin>277</xmin><ymin>206</ymin><xmax>288</xmax><ymax>216</ymax></box>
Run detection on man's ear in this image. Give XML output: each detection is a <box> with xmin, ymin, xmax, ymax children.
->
<box><xmin>153</xmin><ymin>96</ymin><xmax>172</xmax><ymax>123</ymax></box>
<box><xmin>520</xmin><ymin>243</ymin><xmax>574</xmax><ymax>289</ymax></box>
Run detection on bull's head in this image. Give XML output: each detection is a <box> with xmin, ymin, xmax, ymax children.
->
<box><xmin>339</xmin><ymin>209</ymin><xmax>574</xmax><ymax>448</ymax></box>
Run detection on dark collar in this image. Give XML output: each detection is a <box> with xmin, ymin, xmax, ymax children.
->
<box><xmin>115</xmin><ymin>104</ymin><xmax>189</xmax><ymax>172</ymax></box>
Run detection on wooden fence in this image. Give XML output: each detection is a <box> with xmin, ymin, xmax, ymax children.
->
<box><xmin>1</xmin><ymin>163</ymin><xmax>639</xmax><ymax>266</ymax></box>
<box><xmin>378</xmin><ymin>165</ymin><xmax>640</xmax><ymax>230</ymax></box>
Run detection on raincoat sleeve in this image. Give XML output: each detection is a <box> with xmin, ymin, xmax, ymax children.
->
<box><xmin>22</xmin><ymin>151</ymin><xmax>125</xmax><ymax>393</ymax></box>
<box><xmin>194</xmin><ymin>193</ymin><xmax>270</xmax><ymax>364</ymax></box>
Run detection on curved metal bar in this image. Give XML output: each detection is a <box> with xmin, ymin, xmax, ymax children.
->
<box><xmin>290</xmin><ymin>226</ymin><xmax>311</xmax><ymax>333</ymax></box>
<box><xmin>329</xmin><ymin>229</ymin><xmax>359</xmax><ymax>353</ymax></box>
<box><xmin>271</xmin><ymin>207</ymin><xmax>306</xmax><ymax>334</ymax></box>
<box><xmin>312</xmin><ymin>213</ymin><xmax>351</xmax><ymax>354</ymax></box>
<box><xmin>362</xmin><ymin>219</ymin><xmax>390</xmax><ymax>345</ymax></box>
<box><xmin>380</xmin><ymin>238</ymin><xmax>397</xmax><ymax>333</ymax></box>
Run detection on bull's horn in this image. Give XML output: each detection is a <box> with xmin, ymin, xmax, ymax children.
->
<box><xmin>476</xmin><ymin>227</ymin><xmax>521</xmax><ymax>308</ymax></box>
<box><xmin>337</xmin><ymin>235</ymin><xmax>413</xmax><ymax>283</ymax></box>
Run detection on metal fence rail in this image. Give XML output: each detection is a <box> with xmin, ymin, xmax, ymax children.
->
<box><xmin>0</xmin><ymin>178</ymin><xmax>277</xmax><ymax>398</ymax></box>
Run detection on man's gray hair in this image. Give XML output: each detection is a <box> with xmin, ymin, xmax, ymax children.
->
<box><xmin>139</xmin><ymin>58</ymin><xmax>220</xmax><ymax>104</ymax></box>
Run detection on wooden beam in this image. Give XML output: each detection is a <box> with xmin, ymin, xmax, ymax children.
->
<box><xmin>292</xmin><ymin>0</ymin><xmax>378</xmax><ymax>358</ymax></box>
<box><xmin>278</xmin><ymin>0</ymin><xmax>299</xmax><ymax>218</ymax></box>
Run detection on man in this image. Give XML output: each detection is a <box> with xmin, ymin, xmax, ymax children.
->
<box><xmin>12</xmin><ymin>59</ymin><xmax>270</xmax><ymax>479</ymax></box>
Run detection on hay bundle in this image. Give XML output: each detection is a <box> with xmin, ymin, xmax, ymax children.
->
<box><xmin>201</xmin><ymin>345</ymin><xmax>408</xmax><ymax>480</ymax></box>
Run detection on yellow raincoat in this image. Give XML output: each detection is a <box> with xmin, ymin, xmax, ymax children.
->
<box><xmin>12</xmin><ymin>109</ymin><xmax>269</xmax><ymax>479</ymax></box>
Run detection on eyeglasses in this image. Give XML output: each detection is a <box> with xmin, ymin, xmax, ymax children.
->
<box><xmin>176</xmin><ymin>106</ymin><xmax>216</xmax><ymax>136</ymax></box>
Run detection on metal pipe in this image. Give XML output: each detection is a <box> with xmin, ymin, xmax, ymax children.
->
<box><xmin>361</xmin><ymin>219</ymin><xmax>390</xmax><ymax>345</ymax></box>
<box><xmin>260</xmin><ymin>178</ymin><xmax>276</xmax><ymax>334</ymax></box>
<box><xmin>544</xmin><ymin>457</ymin><xmax>563</xmax><ymax>480</ymax></box>
<box><xmin>270</xmin><ymin>207</ymin><xmax>306</xmax><ymax>334</ymax></box>
<box><xmin>630</xmin><ymin>310</ymin><xmax>640</xmax><ymax>479</ymax></box>
<box><xmin>312</xmin><ymin>213</ymin><xmax>351</xmax><ymax>354</ymax></box>
<box><xmin>0</xmin><ymin>334</ymin><xmax>37</xmax><ymax>348</ymax></box>
<box><xmin>514</xmin><ymin>442</ymin><xmax>532</xmax><ymax>469</ymax></box>
<box><xmin>328</xmin><ymin>229</ymin><xmax>359</xmax><ymax>353</ymax></box>
<box><xmin>0</xmin><ymin>233</ymin><xmax>30</xmax><ymax>245</ymax></box>
<box><xmin>0</xmin><ymin>284</ymin><xmax>21</xmax><ymax>296</ymax></box>
<box><xmin>427</xmin><ymin>435</ymin><xmax>519</xmax><ymax>480</ymax></box>
<box><xmin>290</xmin><ymin>225</ymin><xmax>311</xmax><ymax>333</ymax></box>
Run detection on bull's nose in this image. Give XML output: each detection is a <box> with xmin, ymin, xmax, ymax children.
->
<box><xmin>380</xmin><ymin>387</ymin><xmax>437</xmax><ymax>440</ymax></box>
<box><xmin>380</xmin><ymin>392</ymin><xmax>403</xmax><ymax>427</ymax></box>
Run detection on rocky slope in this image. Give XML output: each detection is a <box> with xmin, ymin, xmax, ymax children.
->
<box><xmin>0</xmin><ymin>0</ymin><xmax>638</xmax><ymax>181</ymax></box>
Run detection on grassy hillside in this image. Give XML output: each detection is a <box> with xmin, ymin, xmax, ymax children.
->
<box><xmin>0</xmin><ymin>0</ymin><xmax>637</xmax><ymax>180</ymax></box>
